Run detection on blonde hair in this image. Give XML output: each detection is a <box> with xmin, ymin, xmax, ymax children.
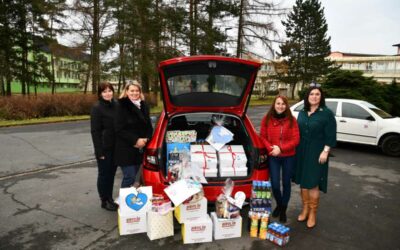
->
<box><xmin>119</xmin><ymin>80</ymin><xmax>145</xmax><ymax>100</ymax></box>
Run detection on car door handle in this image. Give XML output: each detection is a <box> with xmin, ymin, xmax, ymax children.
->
<box><xmin>339</xmin><ymin>120</ymin><xmax>346</xmax><ymax>123</ymax></box>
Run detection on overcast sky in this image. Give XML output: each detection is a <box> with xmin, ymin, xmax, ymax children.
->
<box><xmin>278</xmin><ymin>0</ymin><xmax>400</xmax><ymax>55</ymax></box>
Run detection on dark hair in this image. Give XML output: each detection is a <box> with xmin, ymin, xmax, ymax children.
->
<box><xmin>265</xmin><ymin>95</ymin><xmax>294</xmax><ymax>127</ymax></box>
<box><xmin>303</xmin><ymin>87</ymin><xmax>325</xmax><ymax>111</ymax></box>
<box><xmin>98</xmin><ymin>82</ymin><xmax>114</xmax><ymax>98</ymax></box>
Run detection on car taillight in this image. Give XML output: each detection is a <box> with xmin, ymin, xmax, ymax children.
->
<box><xmin>144</xmin><ymin>148</ymin><xmax>159</xmax><ymax>171</ymax></box>
<box><xmin>257</xmin><ymin>147</ymin><xmax>268</xmax><ymax>169</ymax></box>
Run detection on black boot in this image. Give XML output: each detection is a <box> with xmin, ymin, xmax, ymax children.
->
<box><xmin>101</xmin><ymin>198</ymin><xmax>118</xmax><ymax>211</ymax></box>
<box><xmin>272</xmin><ymin>205</ymin><xmax>281</xmax><ymax>218</ymax></box>
<box><xmin>279</xmin><ymin>205</ymin><xmax>287</xmax><ymax>223</ymax></box>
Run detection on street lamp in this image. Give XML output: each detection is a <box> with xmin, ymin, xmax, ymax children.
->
<box><xmin>224</xmin><ymin>27</ymin><xmax>233</xmax><ymax>55</ymax></box>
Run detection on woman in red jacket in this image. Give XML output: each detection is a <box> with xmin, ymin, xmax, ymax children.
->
<box><xmin>260</xmin><ymin>95</ymin><xmax>300</xmax><ymax>222</ymax></box>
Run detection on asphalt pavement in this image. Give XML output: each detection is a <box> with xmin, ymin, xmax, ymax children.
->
<box><xmin>0</xmin><ymin>106</ymin><xmax>399</xmax><ymax>250</ymax></box>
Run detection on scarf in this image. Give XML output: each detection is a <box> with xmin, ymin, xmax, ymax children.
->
<box><xmin>131</xmin><ymin>99</ymin><xmax>141</xmax><ymax>109</ymax></box>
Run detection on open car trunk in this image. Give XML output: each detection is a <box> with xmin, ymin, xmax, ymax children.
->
<box><xmin>162</xmin><ymin>112</ymin><xmax>256</xmax><ymax>181</ymax></box>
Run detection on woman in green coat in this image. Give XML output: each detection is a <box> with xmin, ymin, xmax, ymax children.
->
<box><xmin>294</xmin><ymin>85</ymin><xmax>336</xmax><ymax>229</ymax></box>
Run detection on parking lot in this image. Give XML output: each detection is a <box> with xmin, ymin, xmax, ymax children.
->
<box><xmin>0</xmin><ymin>106</ymin><xmax>399</xmax><ymax>250</ymax></box>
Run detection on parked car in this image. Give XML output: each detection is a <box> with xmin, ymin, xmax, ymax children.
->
<box><xmin>142</xmin><ymin>55</ymin><xmax>269</xmax><ymax>201</ymax></box>
<box><xmin>290</xmin><ymin>98</ymin><xmax>400</xmax><ymax>156</ymax></box>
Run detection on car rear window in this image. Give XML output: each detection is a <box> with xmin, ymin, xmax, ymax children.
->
<box><xmin>162</xmin><ymin>60</ymin><xmax>257</xmax><ymax>107</ymax></box>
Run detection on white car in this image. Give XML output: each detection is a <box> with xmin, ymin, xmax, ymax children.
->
<box><xmin>290</xmin><ymin>98</ymin><xmax>400</xmax><ymax>156</ymax></box>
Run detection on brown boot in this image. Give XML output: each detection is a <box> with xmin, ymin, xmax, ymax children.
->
<box><xmin>297</xmin><ymin>189</ymin><xmax>309</xmax><ymax>222</ymax></box>
<box><xmin>307</xmin><ymin>196</ymin><xmax>319</xmax><ymax>228</ymax></box>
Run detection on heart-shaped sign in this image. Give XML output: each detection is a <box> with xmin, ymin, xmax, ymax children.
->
<box><xmin>125</xmin><ymin>193</ymin><xmax>148</xmax><ymax>211</ymax></box>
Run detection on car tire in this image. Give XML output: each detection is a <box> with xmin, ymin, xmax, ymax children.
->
<box><xmin>381</xmin><ymin>135</ymin><xmax>400</xmax><ymax>157</ymax></box>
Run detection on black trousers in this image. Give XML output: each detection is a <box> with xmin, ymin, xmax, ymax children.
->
<box><xmin>96</xmin><ymin>151</ymin><xmax>118</xmax><ymax>200</ymax></box>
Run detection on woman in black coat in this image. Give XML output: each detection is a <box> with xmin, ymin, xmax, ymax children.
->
<box><xmin>114</xmin><ymin>80</ymin><xmax>153</xmax><ymax>188</ymax></box>
<box><xmin>90</xmin><ymin>82</ymin><xmax>118</xmax><ymax>211</ymax></box>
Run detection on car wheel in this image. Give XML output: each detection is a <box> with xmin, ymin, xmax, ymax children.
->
<box><xmin>381</xmin><ymin>135</ymin><xmax>400</xmax><ymax>157</ymax></box>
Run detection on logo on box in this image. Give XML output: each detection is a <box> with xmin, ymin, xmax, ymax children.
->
<box><xmin>191</xmin><ymin>225</ymin><xmax>206</xmax><ymax>232</ymax></box>
<box><xmin>186</xmin><ymin>204</ymin><xmax>201</xmax><ymax>211</ymax></box>
<box><xmin>126</xmin><ymin>217</ymin><xmax>141</xmax><ymax>223</ymax></box>
<box><xmin>222</xmin><ymin>221</ymin><xmax>236</xmax><ymax>228</ymax></box>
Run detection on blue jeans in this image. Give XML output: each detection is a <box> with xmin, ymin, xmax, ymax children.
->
<box><xmin>268</xmin><ymin>156</ymin><xmax>296</xmax><ymax>206</ymax></box>
<box><xmin>96</xmin><ymin>151</ymin><xmax>117</xmax><ymax>200</ymax></box>
<box><xmin>120</xmin><ymin>165</ymin><xmax>140</xmax><ymax>188</ymax></box>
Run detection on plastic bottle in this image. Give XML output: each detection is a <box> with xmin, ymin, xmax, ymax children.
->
<box><xmin>250</xmin><ymin>212</ymin><xmax>259</xmax><ymax>237</ymax></box>
<box><xmin>252</xmin><ymin>181</ymin><xmax>257</xmax><ymax>199</ymax></box>
<box><xmin>258</xmin><ymin>213</ymin><xmax>269</xmax><ymax>239</ymax></box>
<box><xmin>266</xmin><ymin>181</ymin><xmax>272</xmax><ymax>199</ymax></box>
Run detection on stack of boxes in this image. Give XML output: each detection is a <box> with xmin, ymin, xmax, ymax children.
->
<box><xmin>175</xmin><ymin>198</ymin><xmax>212</xmax><ymax>244</ymax></box>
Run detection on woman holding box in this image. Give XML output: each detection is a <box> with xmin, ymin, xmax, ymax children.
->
<box><xmin>90</xmin><ymin>82</ymin><xmax>119</xmax><ymax>211</ymax></box>
<box><xmin>114</xmin><ymin>80</ymin><xmax>153</xmax><ymax>188</ymax></box>
<box><xmin>294</xmin><ymin>84</ymin><xmax>336</xmax><ymax>229</ymax></box>
<box><xmin>259</xmin><ymin>95</ymin><xmax>300</xmax><ymax>222</ymax></box>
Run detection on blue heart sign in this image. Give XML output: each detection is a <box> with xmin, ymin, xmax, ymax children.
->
<box><xmin>125</xmin><ymin>193</ymin><xmax>148</xmax><ymax>211</ymax></box>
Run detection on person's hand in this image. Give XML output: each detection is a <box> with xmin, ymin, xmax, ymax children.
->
<box><xmin>270</xmin><ymin>145</ymin><xmax>281</xmax><ymax>156</ymax></box>
<box><xmin>134</xmin><ymin>138</ymin><xmax>147</xmax><ymax>148</ymax></box>
<box><xmin>319</xmin><ymin>151</ymin><xmax>329</xmax><ymax>164</ymax></box>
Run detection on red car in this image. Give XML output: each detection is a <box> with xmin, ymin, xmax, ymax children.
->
<box><xmin>143</xmin><ymin>55</ymin><xmax>268</xmax><ymax>201</ymax></box>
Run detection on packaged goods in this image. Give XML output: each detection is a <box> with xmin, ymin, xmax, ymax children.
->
<box><xmin>266</xmin><ymin>222</ymin><xmax>290</xmax><ymax>246</ymax></box>
<box><xmin>258</xmin><ymin>214</ymin><xmax>269</xmax><ymax>240</ymax></box>
<box><xmin>206</xmin><ymin>125</ymin><xmax>234</xmax><ymax>151</ymax></box>
<box><xmin>190</xmin><ymin>144</ymin><xmax>218</xmax><ymax>176</ymax></box>
<box><xmin>166</xmin><ymin>130</ymin><xmax>197</xmax><ymax>143</ymax></box>
<box><xmin>249</xmin><ymin>212</ymin><xmax>259</xmax><ymax>238</ymax></box>
<box><xmin>166</xmin><ymin>142</ymin><xmax>190</xmax><ymax>173</ymax></box>
<box><xmin>118</xmin><ymin>209</ymin><xmax>147</xmax><ymax>235</ymax></box>
<box><xmin>147</xmin><ymin>211</ymin><xmax>174</xmax><ymax>240</ymax></box>
<box><xmin>211</xmin><ymin>212</ymin><xmax>242</xmax><ymax>240</ymax></box>
<box><xmin>182</xmin><ymin>214</ymin><xmax>213</xmax><ymax>244</ymax></box>
<box><xmin>174</xmin><ymin>197</ymin><xmax>208</xmax><ymax>224</ymax></box>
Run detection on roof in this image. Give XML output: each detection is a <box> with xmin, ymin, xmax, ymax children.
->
<box><xmin>33</xmin><ymin>36</ymin><xmax>90</xmax><ymax>61</ymax></box>
<box><xmin>330</xmin><ymin>51</ymin><xmax>389</xmax><ymax>57</ymax></box>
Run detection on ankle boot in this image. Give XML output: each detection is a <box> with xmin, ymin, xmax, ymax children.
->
<box><xmin>101</xmin><ymin>198</ymin><xmax>118</xmax><ymax>211</ymax></box>
<box><xmin>272</xmin><ymin>205</ymin><xmax>281</xmax><ymax>218</ymax></box>
<box><xmin>307</xmin><ymin>196</ymin><xmax>319</xmax><ymax>228</ymax></box>
<box><xmin>279</xmin><ymin>205</ymin><xmax>287</xmax><ymax>223</ymax></box>
<box><xmin>297</xmin><ymin>189</ymin><xmax>310</xmax><ymax>222</ymax></box>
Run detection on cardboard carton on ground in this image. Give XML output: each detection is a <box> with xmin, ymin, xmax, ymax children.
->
<box><xmin>147</xmin><ymin>211</ymin><xmax>174</xmax><ymax>240</ymax></box>
<box><xmin>182</xmin><ymin>214</ymin><xmax>213</xmax><ymax>244</ymax></box>
<box><xmin>118</xmin><ymin>209</ymin><xmax>147</xmax><ymax>235</ymax></box>
<box><xmin>210</xmin><ymin>212</ymin><xmax>242</xmax><ymax>240</ymax></box>
<box><xmin>175</xmin><ymin>197</ymin><xmax>207</xmax><ymax>224</ymax></box>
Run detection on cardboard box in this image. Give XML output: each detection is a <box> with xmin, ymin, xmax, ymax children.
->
<box><xmin>210</xmin><ymin>212</ymin><xmax>242</xmax><ymax>240</ymax></box>
<box><xmin>175</xmin><ymin>197</ymin><xmax>208</xmax><ymax>224</ymax></box>
<box><xmin>200</xmin><ymin>167</ymin><xmax>218</xmax><ymax>177</ymax></box>
<box><xmin>219</xmin><ymin>167</ymin><xmax>248</xmax><ymax>177</ymax></box>
<box><xmin>147</xmin><ymin>211</ymin><xmax>174</xmax><ymax>240</ymax></box>
<box><xmin>191</xmin><ymin>145</ymin><xmax>218</xmax><ymax>172</ymax></box>
<box><xmin>166</xmin><ymin>142</ymin><xmax>191</xmax><ymax>172</ymax></box>
<box><xmin>218</xmin><ymin>145</ymin><xmax>248</xmax><ymax>169</ymax></box>
<box><xmin>182</xmin><ymin>214</ymin><xmax>213</xmax><ymax>244</ymax></box>
<box><xmin>118</xmin><ymin>209</ymin><xmax>147</xmax><ymax>235</ymax></box>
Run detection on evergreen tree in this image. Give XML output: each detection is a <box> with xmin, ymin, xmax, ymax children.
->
<box><xmin>278</xmin><ymin>0</ymin><xmax>334</xmax><ymax>97</ymax></box>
